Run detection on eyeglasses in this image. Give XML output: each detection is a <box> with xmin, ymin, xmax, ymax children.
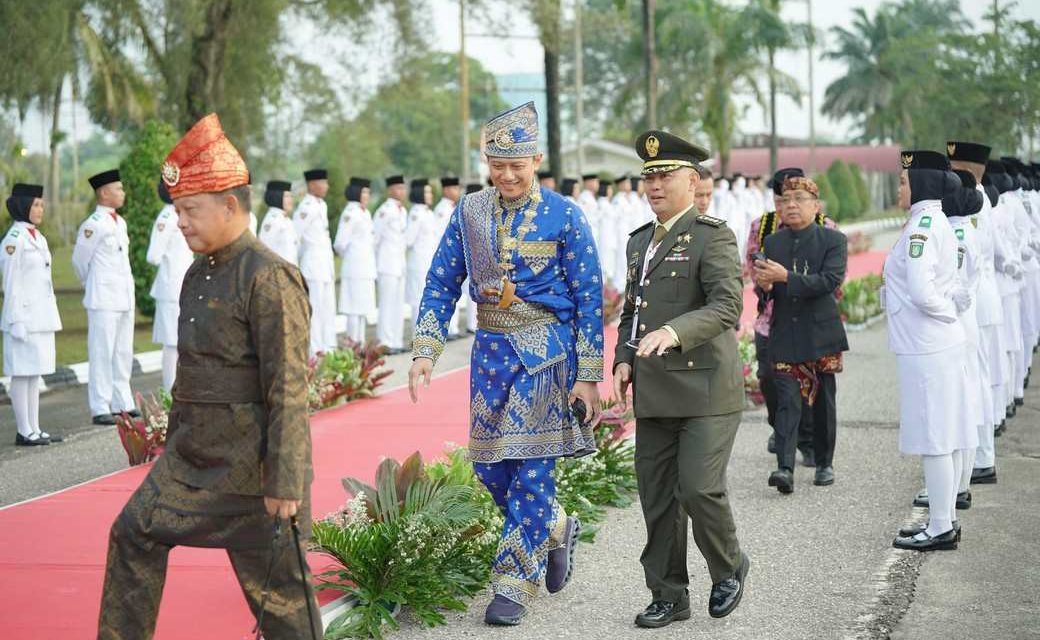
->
<box><xmin>780</xmin><ymin>194</ymin><xmax>817</xmax><ymax>204</ymax></box>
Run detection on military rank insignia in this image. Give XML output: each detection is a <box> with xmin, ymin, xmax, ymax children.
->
<box><xmin>909</xmin><ymin>240</ymin><xmax>925</xmax><ymax>258</ymax></box>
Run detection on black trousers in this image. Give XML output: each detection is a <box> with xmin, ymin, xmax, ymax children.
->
<box><xmin>773</xmin><ymin>372</ymin><xmax>837</xmax><ymax>471</ymax></box>
<box><xmin>756</xmin><ymin>332</ymin><xmax>813</xmax><ymax>452</ymax></box>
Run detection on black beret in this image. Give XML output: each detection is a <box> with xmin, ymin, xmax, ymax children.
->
<box><xmin>614</xmin><ymin>174</ymin><xmax>630</xmax><ymax>185</ymax></box>
<box><xmin>560</xmin><ymin>178</ymin><xmax>577</xmax><ymax>195</ymax></box>
<box><xmin>88</xmin><ymin>169</ymin><xmax>120</xmax><ymax>190</ymax></box>
<box><xmin>11</xmin><ymin>183</ymin><xmax>43</xmax><ymax>198</ymax></box>
<box><xmin>265</xmin><ymin>180</ymin><xmax>291</xmax><ymax>193</ymax></box>
<box><xmin>900</xmin><ymin>150</ymin><xmax>949</xmax><ymax>170</ymax></box>
<box><xmin>465</xmin><ymin>183</ymin><xmax>482</xmax><ymax>194</ymax></box>
<box><xmin>303</xmin><ymin>169</ymin><xmax>328</xmax><ymax>181</ymax></box>
<box><xmin>635</xmin><ymin>130</ymin><xmax>710</xmax><ymax>175</ymax></box>
<box><xmin>768</xmin><ymin>167</ymin><xmax>805</xmax><ymax>195</ymax></box>
<box><xmin>537</xmin><ymin>171</ymin><xmax>553</xmax><ymax>180</ymax></box>
<box><xmin>947</xmin><ymin>141</ymin><xmax>990</xmax><ymax>164</ymax></box>
<box><xmin>386</xmin><ymin>175</ymin><xmax>405</xmax><ymax>186</ymax></box>
<box><xmin>952</xmin><ymin>169</ymin><xmax>977</xmax><ymax>189</ymax></box>
<box><xmin>581</xmin><ymin>173</ymin><xmax>598</xmax><ymax>181</ymax></box>
<box><xmin>440</xmin><ymin>176</ymin><xmax>460</xmax><ymax>187</ymax></box>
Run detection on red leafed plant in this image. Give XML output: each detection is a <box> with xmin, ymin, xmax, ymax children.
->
<box><xmin>603</xmin><ymin>284</ymin><xmax>623</xmax><ymax>324</ymax></box>
<box><xmin>307</xmin><ymin>340</ymin><xmax>393</xmax><ymax>413</ymax></box>
<box><xmin>115</xmin><ymin>390</ymin><xmax>171</xmax><ymax>466</ymax></box>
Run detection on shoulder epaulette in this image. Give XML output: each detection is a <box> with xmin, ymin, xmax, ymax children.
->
<box><xmin>696</xmin><ymin>214</ymin><xmax>726</xmax><ymax>228</ymax></box>
<box><xmin>630</xmin><ymin>221</ymin><xmax>654</xmax><ymax>236</ymax></box>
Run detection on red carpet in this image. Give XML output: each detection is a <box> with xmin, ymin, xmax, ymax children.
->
<box><xmin>0</xmin><ymin>250</ymin><xmax>885</xmax><ymax>639</ymax></box>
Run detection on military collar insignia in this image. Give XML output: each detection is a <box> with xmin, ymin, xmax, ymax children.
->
<box><xmin>645</xmin><ymin>135</ymin><xmax>660</xmax><ymax>158</ymax></box>
<box><xmin>161</xmin><ymin>161</ymin><xmax>181</xmax><ymax>187</ymax></box>
<box><xmin>901</xmin><ymin>153</ymin><xmax>914</xmax><ymax>169</ymax></box>
<box><xmin>947</xmin><ymin>143</ymin><xmax>956</xmax><ymax>157</ymax></box>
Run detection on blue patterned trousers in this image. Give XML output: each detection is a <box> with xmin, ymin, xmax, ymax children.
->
<box><xmin>474</xmin><ymin>458</ymin><xmax>567</xmax><ymax>604</ymax></box>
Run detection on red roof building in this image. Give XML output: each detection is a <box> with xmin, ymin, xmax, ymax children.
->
<box><xmin>717</xmin><ymin>144</ymin><xmax>903</xmax><ymax>176</ymax></box>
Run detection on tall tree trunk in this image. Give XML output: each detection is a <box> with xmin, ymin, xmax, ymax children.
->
<box><xmin>643</xmin><ymin>0</ymin><xmax>657</xmax><ymax>129</ymax></box>
<box><xmin>184</xmin><ymin>0</ymin><xmax>234</xmax><ymax>127</ymax></box>
<box><xmin>48</xmin><ymin>76</ymin><xmax>64</xmax><ymax>236</ymax></box>
<box><xmin>768</xmin><ymin>46</ymin><xmax>778</xmax><ymax>175</ymax></box>
<box><xmin>545</xmin><ymin>46</ymin><xmax>562</xmax><ymax>182</ymax></box>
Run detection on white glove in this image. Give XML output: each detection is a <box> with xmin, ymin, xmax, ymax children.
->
<box><xmin>1005</xmin><ymin>262</ymin><xmax>1020</xmax><ymax>278</ymax></box>
<box><xmin>9</xmin><ymin>323</ymin><xmax>27</xmax><ymax>341</ymax></box>
<box><xmin>952</xmin><ymin>290</ymin><xmax>972</xmax><ymax>313</ymax></box>
<box><xmin>1022</xmin><ymin>249</ymin><xmax>1034</xmax><ymax>263</ymax></box>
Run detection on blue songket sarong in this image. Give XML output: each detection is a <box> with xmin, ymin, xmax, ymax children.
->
<box><xmin>412</xmin><ymin>182</ymin><xmax>604</xmax><ymax>603</ymax></box>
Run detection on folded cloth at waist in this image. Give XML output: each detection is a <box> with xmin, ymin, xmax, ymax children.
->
<box><xmin>477</xmin><ymin>301</ymin><xmax>558</xmax><ymax>333</ymax></box>
<box><xmin>172</xmin><ymin>366</ymin><xmax>264</xmax><ymax>404</ymax></box>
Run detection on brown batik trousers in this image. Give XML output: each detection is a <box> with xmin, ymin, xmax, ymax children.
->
<box><xmin>96</xmin><ymin>456</ymin><xmax>322</xmax><ymax>640</ymax></box>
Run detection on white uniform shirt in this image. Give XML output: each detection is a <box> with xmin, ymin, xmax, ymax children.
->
<box><xmin>1</xmin><ymin>222</ymin><xmax>61</xmax><ymax>333</ymax></box>
<box><xmin>433</xmin><ymin>197</ymin><xmax>456</xmax><ymax>233</ymax></box>
<box><xmin>406</xmin><ymin>204</ymin><xmax>440</xmax><ymax>275</ymax></box>
<box><xmin>950</xmin><ymin>216</ymin><xmax>981</xmax><ymax>315</ymax></box>
<box><xmin>293</xmin><ymin>194</ymin><xmax>334</xmax><ymax>283</ymax></box>
<box><xmin>884</xmin><ymin>200</ymin><xmax>965</xmax><ymax>355</ymax></box>
<box><xmin>333</xmin><ymin>202</ymin><xmax>377</xmax><ymax>279</ymax></box>
<box><xmin>971</xmin><ymin>188</ymin><xmax>1004</xmax><ymax>327</ymax></box>
<box><xmin>596</xmin><ymin>196</ymin><xmax>618</xmax><ymax>282</ymax></box>
<box><xmin>146</xmin><ymin>204</ymin><xmax>194</xmax><ymax>303</ymax></box>
<box><xmin>578</xmin><ymin>189</ymin><xmax>600</xmax><ymax>247</ymax></box>
<box><xmin>71</xmin><ymin>206</ymin><xmax>134</xmax><ymax>311</ymax></box>
<box><xmin>373</xmin><ymin>197</ymin><xmax>408</xmax><ymax>277</ymax></box>
<box><xmin>259</xmin><ymin>207</ymin><xmax>299</xmax><ymax>266</ymax></box>
<box><xmin>249</xmin><ymin>211</ymin><xmax>258</xmax><ymax>236</ymax></box>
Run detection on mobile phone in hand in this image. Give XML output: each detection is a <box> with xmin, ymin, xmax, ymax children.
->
<box><xmin>752</xmin><ymin>251</ymin><xmax>767</xmax><ymax>263</ymax></box>
<box><xmin>571</xmin><ymin>399</ymin><xmax>588</xmax><ymax>426</ymax></box>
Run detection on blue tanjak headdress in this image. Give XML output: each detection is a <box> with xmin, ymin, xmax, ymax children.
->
<box><xmin>484</xmin><ymin>101</ymin><xmax>539</xmax><ymax>158</ymax></box>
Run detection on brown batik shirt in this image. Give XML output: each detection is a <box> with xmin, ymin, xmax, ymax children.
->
<box><xmin>166</xmin><ymin>231</ymin><xmax>313</xmax><ymax>500</ymax></box>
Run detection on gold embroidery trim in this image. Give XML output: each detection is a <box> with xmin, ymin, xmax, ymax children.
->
<box><xmin>477</xmin><ymin>302</ymin><xmax>557</xmax><ymax>333</ymax></box>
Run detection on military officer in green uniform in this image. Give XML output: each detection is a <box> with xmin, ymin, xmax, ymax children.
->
<box><xmin>613</xmin><ymin>130</ymin><xmax>750</xmax><ymax>629</ymax></box>
<box><xmin>96</xmin><ymin>113</ymin><xmax>322</xmax><ymax>639</ymax></box>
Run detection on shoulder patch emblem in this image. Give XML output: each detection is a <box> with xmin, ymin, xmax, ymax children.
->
<box><xmin>909</xmin><ymin>240</ymin><xmax>925</xmax><ymax>258</ymax></box>
<box><xmin>84</xmin><ymin>229</ymin><xmax>94</xmax><ymax>239</ymax></box>
<box><xmin>696</xmin><ymin>214</ymin><xmax>726</xmax><ymax>228</ymax></box>
<box><xmin>955</xmin><ymin>228</ymin><xmax>965</xmax><ymax>240</ymax></box>
<box><xmin>157</xmin><ymin>223</ymin><xmax>165</xmax><ymax>232</ymax></box>
<box><xmin>5</xmin><ymin>245</ymin><xmax>14</xmax><ymax>255</ymax></box>
<box><xmin>918</xmin><ymin>215</ymin><xmax>932</xmax><ymax>228</ymax></box>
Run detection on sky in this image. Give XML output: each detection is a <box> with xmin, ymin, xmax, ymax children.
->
<box><xmin>14</xmin><ymin>0</ymin><xmax>1040</xmax><ymax>154</ymax></box>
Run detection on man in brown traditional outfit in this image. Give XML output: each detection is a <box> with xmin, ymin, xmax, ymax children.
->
<box><xmin>96</xmin><ymin>113</ymin><xmax>321</xmax><ymax>639</ymax></box>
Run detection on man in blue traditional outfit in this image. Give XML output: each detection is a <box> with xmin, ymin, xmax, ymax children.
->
<box><xmin>408</xmin><ymin>102</ymin><xmax>604</xmax><ymax>626</ymax></box>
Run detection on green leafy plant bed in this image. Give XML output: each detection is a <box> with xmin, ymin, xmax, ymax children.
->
<box><xmin>738</xmin><ymin>333</ymin><xmax>764</xmax><ymax>407</ymax></box>
<box><xmin>308</xmin><ymin>341</ymin><xmax>392</xmax><ymax>413</ymax></box>
<box><xmin>311</xmin><ymin>404</ymin><xmax>639</xmax><ymax>638</ymax></box>
<box><xmin>839</xmin><ymin>273</ymin><xmax>884</xmax><ymax>328</ymax></box>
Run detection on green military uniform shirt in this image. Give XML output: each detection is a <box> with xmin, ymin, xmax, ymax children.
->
<box><xmin>613</xmin><ymin>206</ymin><xmax>745</xmax><ymax>418</ymax></box>
<box><xmin>166</xmin><ymin>232</ymin><xmax>313</xmax><ymax>500</ymax></box>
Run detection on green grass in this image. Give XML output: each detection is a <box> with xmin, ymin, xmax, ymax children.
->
<box><xmin>3</xmin><ymin>245</ymin><xmax>156</xmax><ymax>367</ymax></box>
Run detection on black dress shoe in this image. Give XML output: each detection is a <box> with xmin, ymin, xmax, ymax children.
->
<box><xmin>956</xmin><ymin>490</ymin><xmax>972</xmax><ymax>510</ymax></box>
<box><xmin>15</xmin><ymin>433</ymin><xmax>49</xmax><ymax>446</ymax></box>
<box><xmin>1007</xmin><ymin>403</ymin><xmax>1017</xmax><ymax>418</ymax></box>
<box><xmin>124</xmin><ymin>409</ymin><xmax>142</xmax><ymax>419</ymax></box>
<box><xmin>484</xmin><ymin>595</ymin><xmax>526</xmax><ymax>626</ymax></box>
<box><xmin>995</xmin><ymin>420</ymin><xmax>1006</xmax><ymax>437</ymax></box>
<box><xmin>767</xmin><ymin>432</ymin><xmax>777</xmax><ymax>454</ymax></box>
<box><xmin>970</xmin><ymin>466</ymin><xmax>997</xmax><ymax>485</ymax></box>
<box><xmin>709</xmin><ymin>553</ymin><xmax>750</xmax><ymax>618</ymax></box>
<box><xmin>912</xmin><ymin>488</ymin><xmax>929</xmax><ymax>507</ymax></box>
<box><xmin>1014</xmin><ymin>396</ymin><xmax>1025</xmax><ymax>407</ymax></box>
<box><xmin>899</xmin><ymin>521</ymin><xmax>961</xmax><ymax>542</ymax></box>
<box><xmin>768</xmin><ymin>468</ymin><xmax>794</xmax><ymax>494</ymax></box>
<box><xmin>814</xmin><ymin>466</ymin><xmax>835</xmax><ymax>486</ymax></box>
<box><xmin>634</xmin><ymin>594</ymin><xmax>691</xmax><ymax>628</ymax></box>
<box><xmin>38</xmin><ymin>431</ymin><xmax>63</xmax><ymax>443</ymax></box>
<box><xmin>892</xmin><ymin>528</ymin><xmax>958</xmax><ymax>551</ymax></box>
<box><xmin>92</xmin><ymin>414</ymin><xmax>117</xmax><ymax>426</ymax></box>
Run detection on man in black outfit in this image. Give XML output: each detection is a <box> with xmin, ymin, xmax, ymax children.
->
<box><xmin>754</xmin><ymin>175</ymin><xmax>849</xmax><ymax>492</ymax></box>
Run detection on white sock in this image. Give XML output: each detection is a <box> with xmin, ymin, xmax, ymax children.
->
<box><xmin>162</xmin><ymin>346</ymin><xmax>178</xmax><ymax>392</ymax></box>
<box><xmin>951</xmin><ymin>450</ymin><xmax>964</xmax><ymax>524</ymax></box>
<box><xmin>27</xmin><ymin>376</ymin><xmax>41</xmax><ymax>434</ymax></box>
<box><xmin>922</xmin><ymin>453</ymin><xmax>955</xmax><ymax>536</ymax></box>
<box><xmin>958</xmin><ymin>448</ymin><xmax>974</xmax><ymax>493</ymax></box>
<box><xmin>9</xmin><ymin>377</ymin><xmax>34</xmax><ymax>438</ymax></box>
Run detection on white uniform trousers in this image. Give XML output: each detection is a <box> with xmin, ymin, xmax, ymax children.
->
<box><xmin>958</xmin><ymin>312</ymin><xmax>985</xmax><ymax>436</ymax></box>
<box><xmin>339</xmin><ymin>277</ymin><xmax>376</xmax><ymax>345</ymax></box>
<box><xmin>1001</xmin><ymin>292</ymin><xmax>1023</xmax><ymax>403</ymax></box>
<box><xmin>377</xmin><ymin>274</ymin><xmax>405</xmax><ymax>350</ymax></box>
<box><xmin>306</xmin><ymin>279</ymin><xmax>337</xmax><ymax>356</ymax></box>
<box><xmin>9</xmin><ymin>376</ymin><xmax>40</xmax><ymax>438</ymax></box>
<box><xmin>87</xmin><ymin>309</ymin><xmax>135</xmax><ymax>417</ymax></box>
<box><xmin>406</xmin><ymin>268</ymin><xmax>426</xmax><ymax>327</ymax></box>
<box><xmin>447</xmin><ymin>306</ymin><xmax>461</xmax><ymax>336</ymax></box>
<box><xmin>981</xmin><ymin>322</ymin><xmax>1006</xmax><ymax>428</ymax></box>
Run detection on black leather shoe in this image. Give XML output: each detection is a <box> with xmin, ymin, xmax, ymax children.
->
<box><xmin>970</xmin><ymin>466</ymin><xmax>997</xmax><ymax>485</ymax></box>
<box><xmin>898</xmin><ymin>521</ymin><xmax>961</xmax><ymax>542</ymax></box>
<box><xmin>15</xmin><ymin>433</ymin><xmax>49</xmax><ymax>446</ymax></box>
<box><xmin>1014</xmin><ymin>396</ymin><xmax>1025</xmax><ymax>407</ymax></box>
<box><xmin>484</xmin><ymin>595</ymin><xmax>526</xmax><ymax>626</ymax></box>
<box><xmin>709</xmin><ymin>552</ymin><xmax>750</xmax><ymax>618</ymax></box>
<box><xmin>1007</xmin><ymin>403</ymin><xmax>1016</xmax><ymax>418</ymax></box>
<box><xmin>799</xmin><ymin>448</ymin><xmax>816</xmax><ymax>468</ymax></box>
<box><xmin>634</xmin><ymin>594</ymin><xmax>691</xmax><ymax>628</ymax></box>
<box><xmin>767</xmin><ymin>432</ymin><xmax>777</xmax><ymax>454</ymax></box>
<box><xmin>124</xmin><ymin>409</ymin><xmax>142</xmax><ymax>419</ymax></box>
<box><xmin>38</xmin><ymin>431</ymin><xmax>63</xmax><ymax>443</ymax></box>
<box><xmin>92</xmin><ymin>414</ymin><xmax>117</xmax><ymax>426</ymax></box>
<box><xmin>912</xmin><ymin>488</ymin><xmax>929</xmax><ymax>507</ymax></box>
<box><xmin>814</xmin><ymin>466</ymin><xmax>835</xmax><ymax>486</ymax></box>
<box><xmin>892</xmin><ymin>528</ymin><xmax>958</xmax><ymax>551</ymax></box>
<box><xmin>995</xmin><ymin>420</ymin><xmax>1006</xmax><ymax>437</ymax></box>
<box><xmin>768</xmin><ymin>468</ymin><xmax>794</xmax><ymax>494</ymax></box>
<box><xmin>956</xmin><ymin>490</ymin><xmax>972</xmax><ymax>510</ymax></box>
<box><xmin>545</xmin><ymin>516</ymin><xmax>580</xmax><ymax>593</ymax></box>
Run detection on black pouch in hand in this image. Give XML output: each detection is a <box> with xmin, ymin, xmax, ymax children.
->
<box><xmin>571</xmin><ymin>398</ymin><xmax>588</xmax><ymax>426</ymax></box>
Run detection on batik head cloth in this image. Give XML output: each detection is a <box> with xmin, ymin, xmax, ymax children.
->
<box><xmin>782</xmin><ymin>176</ymin><xmax>819</xmax><ymax>197</ymax></box>
<box><xmin>484</xmin><ymin>101</ymin><xmax>539</xmax><ymax>158</ymax></box>
<box><xmin>161</xmin><ymin>113</ymin><xmax>249</xmax><ymax>199</ymax></box>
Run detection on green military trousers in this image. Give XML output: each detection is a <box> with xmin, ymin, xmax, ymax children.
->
<box><xmin>96</xmin><ymin>456</ymin><xmax>322</xmax><ymax>640</ymax></box>
<box><xmin>634</xmin><ymin>411</ymin><xmax>743</xmax><ymax>601</ymax></box>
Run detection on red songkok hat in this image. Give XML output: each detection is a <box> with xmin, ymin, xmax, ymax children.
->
<box><xmin>161</xmin><ymin>113</ymin><xmax>249</xmax><ymax>199</ymax></box>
